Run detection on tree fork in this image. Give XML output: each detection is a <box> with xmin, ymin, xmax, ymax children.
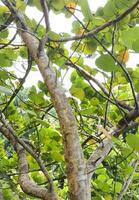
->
<box><xmin>2</xmin><ymin>1</ymin><xmax>91</xmax><ymax>199</ymax></box>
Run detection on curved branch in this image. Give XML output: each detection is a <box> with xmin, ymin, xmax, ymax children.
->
<box><xmin>0</xmin><ymin>112</ymin><xmax>58</xmax><ymax>199</ymax></box>
<box><xmin>0</xmin><ymin>30</ymin><xmax>18</xmax><ymax>49</ymax></box>
<box><xmin>0</xmin><ymin>122</ymin><xmax>58</xmax><ymax>200</ymax></box>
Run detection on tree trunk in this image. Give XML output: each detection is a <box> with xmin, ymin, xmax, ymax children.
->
<box><xmin>1</xmin><ymin>1</ymin><xmax>91</xmax><ymax>199</ymax></box>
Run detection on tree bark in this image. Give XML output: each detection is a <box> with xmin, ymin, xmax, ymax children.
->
<box><xmin>0</xmin><ymin>190</ymin><xmax>4</xmax><ymax>200</ymax></box>
<box><xmin>1</xmin><ymin>1</ymin><xmax>91</xmax><ymax>199</ymax></box>
<box><xmin>21</xmin><ymin>28</ymin><xmax>90</xmax><ymax>200</ymax></box>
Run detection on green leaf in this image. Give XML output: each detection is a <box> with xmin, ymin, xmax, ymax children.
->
<box><xmin>84</xmin><ymin>87</ymin><xmax>95</xmax><ymax>99</ymax></box>
<box><xmin>0</xmin><ymin>53</ymin><xmax>11</xmax><ymax>67</ymax></box>
<box><xmin>103</xmin><ymin>1</ymin><xmax>118</xmax><ymax>17</ymax></box>
<box><xmin>121</xmin><ymin>27</ymin><xmax>139</xmax><ymax>49</ymax></box>
<box><xmin>80</xmin><ymin>107</ymin><xmax>95</xmax><ymax>115</ymax></box>
<box><xmin>96</xmin><ymin>180</ymin><xmax>109</xmax><ymax>192</ymax></box>
<box><xmin>71</xmin><ymin>77</ymin><xmax>87</xmax><ymax>88</ymax></box>
<box><xmin>20</xmin><ymin>47</ymin><xmax>28</xmax><ymax>58</ymax></box>
<box><xmin>16</xmin><ymin>0</ymin><xmax>26</xmax><ymax>11</ymax></box>
<box><xmin>132</xmin><ymin>39</ymin><xmax>139</xmax><ymax>53</ymax></box>
<box><xmin>0</xmin><ymin>48</ymin><xmax>18</xmax><ymax>67</ymax></box>
<box><xmin>79</xmin><ymin>0</ymin><xmax>92</xmax><ymax>20</ymax></box>
<box><xmin>26</xmin><ymin>110</ymin><xmax>37</xmax><ymax>117</ymax></box>
<box><xmin>114</xmin><ymin>182</ymin><xmax>122</xmax><ymax>193</ymax></box>
<box><xmin>51</xmin><ymin>0</ymin><xmax>65</xmax><ymax>11</ymax></box>
<box><xmin>93</xmin><ymin>17</ymin><xmax>105</xmax><ymax>26</ymax></box>
<box><xmin>0</xmin><ymin>70</ymin><xmax>8</xmax><ymax>80</ymax></box>
<box><xmin>70</xmin><ymin>70</ymin><xmax>78</xmax><ymax>83</ymax></box>
<box><xmin>127</xmin><ymin>134</ymin><xmax>139</xmax><ymax>152</ymax></box>
<box><xmin>114</xmin><ymin>0</ymin><xmax>135</xmax><ymax>9</ymax></box>
<box><xmin>84</xmin><ymin>39</ymin><xmax>97</xmax><ymax>55</ymax></box>
<box><xmin>5</xmin><ymin>48</ymin><xmax>18</xmax><ymax>60</ymax></box>
<box><xmin>38</xmin><ymin>80</ymin><xmax>48</xmax><ymax>94</ymax></box>
<box><xmin>123</xmin><ymin>166</ymin><xmax>133</xmax><ymax>176</ymax></box>
<box><xmin>95</xmin><ymin>54</ymin><xmax>117</xmax><ymax>72</ymax></box>
<box><xmin>96</xmin><ymin>7</ymin><xmax>104</xmax><ymax>17</ymax></box>
<box><xmin>0</xmin><ymin>29</ymin><xmax>8</xmax><ymax>38</ymax></box>
<box><xmin>51</xmin><ymin>150</ymin><xmax>63</xmax><ymax>162</ymax></box>
<box><xmin>3</xmin><ymin>189</ymin><xmax>16</xmax><ymax>200</ymax></box>
<box><xmin>32</xmin><ymin>0</ymin><xmax>42</xmax><ymax>10</ymax></box>
<box><xmin>70</xmin><ymin>86</ymin><xmax>85</xmax><ymax>100</ymax></box>
<box><xmin>31</xmin><ymin>172</ymin><xmax>45</xmax><ymax>183</ymax></box>
<box><xmin>97</xmin><ymin>174</ymin><xmax>107</xmax><ymax>182</ymax></box>
<box><xmin>71</xmin><ymin>21</ymin><xmax>82</xmax><ymax>34</ymax></box>
<box><xmin>34</xmin><ymin>118</ymin><xmax>50</xmax><ymax>127</ymax></box>
<box><xmin>48</xmin><ymin>31</ymin><xmax>60</xmax><ymax>40</ymax></box>
<box><xmin>90</xmin><ymin>97</ymin><xmax>99</xmax><ymax>106</ymax></box>
<box><xmin>95</xmin><ymin>164</ymin><xmax>106</xmax><ymax>174</ymax></box>
<box><xmin>134</xmin><ymin>80</ymin><xmax>139</xmax><ymax>92</ymax></box>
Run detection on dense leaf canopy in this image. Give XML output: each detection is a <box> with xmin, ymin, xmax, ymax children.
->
<box><xmin>0</xmin><ymin>0</ymin><xmax>139</xmax><ymax>199</ymax></box>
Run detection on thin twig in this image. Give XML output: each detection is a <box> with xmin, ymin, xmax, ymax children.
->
<box><xmin>40</xmin><ymin>0</ymin><xmax>50</xmax><ymax>31</ymax></box>
<box><xmin>0</xmin><ymin>31</ymin><xmax>18</xmax><ymax>49</ymax></box>
<box><xmin>2</xmin><ymin>50</ymin><xmax>32</xmax><ymax>112</ymax></box>
<box><xmin>0</xmin><ymin>14</ymin><xmax>14</xmax><ymax>32</ymax></box>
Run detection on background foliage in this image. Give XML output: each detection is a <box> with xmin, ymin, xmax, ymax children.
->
<box><xmin>0</xmin><ymin>0</ymin><xmax>139</xmax><ymax>199</ymax></box>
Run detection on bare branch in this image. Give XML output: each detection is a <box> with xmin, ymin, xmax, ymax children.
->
<box><xmin>39</xmin><ymin>0</ymin><xmax>51</xmax><ymax>53</ymax></box>
<box><xmin>40</xmin><ymin>0</ymin><xmax>50</xmax><ymax>31</ymax></box>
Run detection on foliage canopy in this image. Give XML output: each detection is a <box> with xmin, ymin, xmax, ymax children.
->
<box><xmin>0</xmin><ymin>0</ymin><xmax>139</xmax><ymax>199</ymax></box>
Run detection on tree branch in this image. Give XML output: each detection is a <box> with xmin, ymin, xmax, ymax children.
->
<box><xmin>0</xmin><ymin>30</ymin><xmax>18</xmax><ymax>49</ymax></box>
<box><xmin>48</xmin><ymin>0</ymin><xmax>139</xmax><ymax>42</ymax></box>
<box><xmin>64</xmin><ymin>7</ymin><xmax>138</xmax><ymax>110</ymax></box>
<box><xmin>67</xmin><ymin>62</ymin><xmax>132</xmax><ymax>111</ymax></box>
<box><xmin>0</xmin><ymin>120</ymin><xmax>58</xmax><ymax>200</ymax></box>
<box><xmin>0</xmin><ymin>112</ymin><xmax>56</xmax><ymax>197</ymax></box>
<box><xmin>87</xmin><ymin>108</ymin><xmax>139</xmax><ymax>179</ymax></box>
<box><xmin>40</xmin><ymin>0</ymin><xmax>50</xmax><ymax>31</ymax></box>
